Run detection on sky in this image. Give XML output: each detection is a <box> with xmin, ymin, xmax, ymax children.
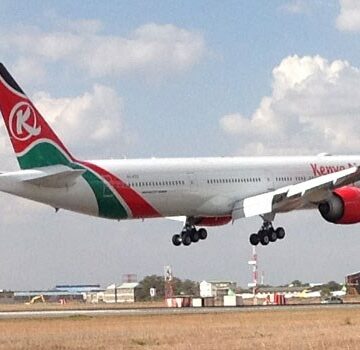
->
<box><xmin>0</xmin><ymin>0</ymin><xmax>360</xmax><ymax>290</ymax></box>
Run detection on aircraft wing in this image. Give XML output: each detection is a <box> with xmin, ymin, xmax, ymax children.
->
<box><xmin>165</xmin><ymin>216</ymin><xmax>186</xmax><ymax>222</ymax></box>
<box><xmin>232</xmin><ymin>166</ymin><xmax>360</xmax><ymax>220</ymax></box>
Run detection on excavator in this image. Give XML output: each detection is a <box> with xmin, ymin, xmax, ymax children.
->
<box><xmin>26</xmin><ymin>295</ymin><xmax>45</xmax><ymax>305</ymax></box>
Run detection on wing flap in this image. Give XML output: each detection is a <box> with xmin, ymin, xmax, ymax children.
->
<box><xmin>232</xmin><ymin>166</ymin><xmax>360</xmax><ymax>220</ymax></box>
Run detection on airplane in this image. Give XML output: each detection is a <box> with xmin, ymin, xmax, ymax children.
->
<box><xmin>1</xmin><ymin>62</ymin><xmax>360</xmax><ymax>247</ymax></box>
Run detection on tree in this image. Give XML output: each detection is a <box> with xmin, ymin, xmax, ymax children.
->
<box><xmin>288</xmin><ymin>280</ymin><xmax>309</xmax><ymax>287</ymax></box>
<box><xmin>137</xmin><ymin>275</ymin><xmax>165</xmax><ymax>301</ymax></box>
<box><xmin>290</xmin><ymin>280</ymin><xmax>303</xmax><ymax>287</ymax></box>
<box><xmin>326</xmin><ymin>281</ymin><xmax>341</xmax><ymax>291</ymax></box>
<box><xmin>174</xmin><ymin>279</ymin><xmax>199</xmax><ymax>295</ymax></box>
<box><xmin>321</xmin><ymin>287</ymin><xmax>331</xmax><ymax>298</ymax></box>
<box><xmin>137</xmin><ymin>275</ymin><xmax>199</xmax><ymax>301</ymax></box>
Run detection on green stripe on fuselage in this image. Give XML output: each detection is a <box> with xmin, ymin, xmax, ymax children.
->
<box><xmin>17</xmin><ymin>142</ymin><xmax>70</xmax><ymax>169</ymax></box>
<box><xmin>17</xmin><ymin>142</ymin><xmax>128</xmax><ymax>219</ymax></box>
<box><xmin>71</xmin><ymin>163</ymin><xmax>128</xmax><ymax>219</ymax></box>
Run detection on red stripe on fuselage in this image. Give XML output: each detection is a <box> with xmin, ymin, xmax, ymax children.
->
<box><xmin>79</xmin><ymin>161</ymin><xmax>161</xmax><ymax>219</ymax></box>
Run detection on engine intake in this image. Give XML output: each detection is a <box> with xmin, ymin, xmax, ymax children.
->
<box><xmin>319</xmin><ymin>186</ymin><xmax>360</xmax><ymax>224</ymax></box>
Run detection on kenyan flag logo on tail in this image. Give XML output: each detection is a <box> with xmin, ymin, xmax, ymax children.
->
<box><xmin>0</xmin><ymin>63</ymin><xmax>74</xmax><ymax>169</ymax></box>
<box><xmin>9</xmin><ymin>102</ymin><xmax>41</xmax><ymax>141</ymax></box>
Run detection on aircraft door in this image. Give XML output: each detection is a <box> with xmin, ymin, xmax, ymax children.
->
<box><xmin>265</xmin><ymin>170</ymin><xmax>275</xmax><ymax>191</ymax></box>
<box><xmin>103</xmin><ymin>175</ymin><xmax>114</xmax><ymax>198</ymax></box>
<box><xmin>186</xmin><ymin>172</ymin><xmax>198</xmax><ymax>192</ymax></box>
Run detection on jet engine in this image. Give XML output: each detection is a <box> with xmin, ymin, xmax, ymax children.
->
<box><xmin>318</xmin><ymin>186</ymin><xmax>360</xmax><ymax>224</ymax></box>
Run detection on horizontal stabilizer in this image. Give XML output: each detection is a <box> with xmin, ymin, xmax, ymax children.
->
<box><xmin>0</xmin><ymin>165</ymin><xmax>86</xmax><ymax>188</ymax></box>
<box><xmin>23</xmin><ymin>169</ymin><xmax>85</xmax><ymax>188</ymax></box>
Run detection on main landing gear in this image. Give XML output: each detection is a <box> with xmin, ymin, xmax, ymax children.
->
<box><xmin>172</xmin><ymin>225</ymin><xmax>208</xmax><ymax>247</ymax></box>
<box><xmin>249</xmin><ymin>221</ymin><xmax>285</xmax><ymax>246</ymax></box>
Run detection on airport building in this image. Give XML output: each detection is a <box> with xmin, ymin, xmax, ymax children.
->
<box><xmin>199</xmin><ymin>281</ymin><xmax>237</xmax><ymax>306</ymax></box>
<box><xmin>346</xmin><ymin>272</ymin><xmax>360</xmax><ymax>295</ymax></box>
<box><xmin>199</xmin><ymin>281</ymin><xmax>237</xmax><ymax>298</ymax></box>
<box><xmin>0</xmin><ymin>290</ymin><xmax>14</xmax><ymax>304</ymax></box>
<box><xmin>1</xmin><ymin>270</ymin><xmax>359</xmax><ymax>307</ymax></box>
<box><xmin>96</xmin><ymin>282</ymin><xmax>141</xmax><ymax>303</ymax></box>
<box><xmin>12</xmin><ymin>285</ymin><xmax>102</xmax><ymax>304</ymax></box>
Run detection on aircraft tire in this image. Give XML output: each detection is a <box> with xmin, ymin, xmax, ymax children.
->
<box><xmin>249</xmin><ymin>233</ymin><xmax>259</xmax><ymax>246</ymax></box>
<box><xmin>190</xmin><ymin>228</ymin><xmax>200</xmax><ymax>243</ymax></box>
<box><xmin>257</xmin><ymin>229</ymin><xmax>266</xmax><ymax>239</ymax></box>
<box><xmin>260</xmin><ymin>234</ymin><xmax>270</xmax><ymax>246</ymax></box>
<box><xmin>182</xmin><ymin>233</ymin><xmax>192</xmax><ymax>246</ymax></box>
<box><xmin>198</xmin><ymin>228</ymin><xmax>208</xmax><ymax>240</ymax></box>
<box><xmin>276</xmin><ymin>227</ymin><xmax>285</xmax><ymax>240</ymax></box>
<box><xmin>172</xmin><ymin>234</ymin><xmax>182</xmax><ymax>246</ymax></box>
<box><xmin>268</xmin><ymin>229</ymin><xmax>277</xmax><ymax>242</ymax></box>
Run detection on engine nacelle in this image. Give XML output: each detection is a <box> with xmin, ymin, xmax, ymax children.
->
<box><xmin>318</xmin><ymin>186</ymin><xmax>360</xmax><ymax>224</ymax></box>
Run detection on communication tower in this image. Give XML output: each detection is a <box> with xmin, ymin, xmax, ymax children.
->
<box><xmin>248</xmin><ymin>246</ymin><xmax>258</xmax><ymax>305</ymax></box>
<box><xmin>164</xmin><ymin>265</ymin><xmax>174</xmax><ymax>299</ymax></box>
<box><xmin>122</xmin><ymin>274</ymin><xmax>137</xmax><ymax>283</ymax></box>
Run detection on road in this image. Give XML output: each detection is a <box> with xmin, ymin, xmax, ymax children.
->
<box><xmin>0</xmin><ymin>303</ymin><xmax>359</xmax><ymax>319</ymax></box>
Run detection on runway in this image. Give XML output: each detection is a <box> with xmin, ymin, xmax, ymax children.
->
<box><xmin>0</xmin><ymin>303</ymin><xmax>359</xmax><ymax>319</ymax></box>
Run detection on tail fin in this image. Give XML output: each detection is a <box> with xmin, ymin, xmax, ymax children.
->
<box><xmin>0</xmin><ymin>63</ymin><xmax>75</xmax><ymax>169</ymax></box>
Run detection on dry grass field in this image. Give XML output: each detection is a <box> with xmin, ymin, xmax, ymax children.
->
<box><xmin>0</xmin><ymin>308</ymin><xmax>359</xmax><ymax>350</ymax></box>
<box><xmin>0</xmin><ymin>301</ymin><xmax>165</xmax><ymax>312</ymax></box>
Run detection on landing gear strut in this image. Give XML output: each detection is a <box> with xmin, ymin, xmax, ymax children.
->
<box><xmin>172</xmin><ymin>222</ymin><xmax>208</xmax><ymax>247</ymax></box>
<box><xmin>249</xmin><ymin>221</ymin><xmax>285</xmax><ymax>246</ymax></box>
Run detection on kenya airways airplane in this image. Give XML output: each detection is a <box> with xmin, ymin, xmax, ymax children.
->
<box><xmin>0</xmin><ymin>63</ymin><xmax>360</xmax><ymax>247</ymax></box>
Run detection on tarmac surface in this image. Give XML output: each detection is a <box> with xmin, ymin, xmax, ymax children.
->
<box><xmin>0</xmin><ymin>303</ymin><xmax>359</xmax><ymax>319</ymax></box>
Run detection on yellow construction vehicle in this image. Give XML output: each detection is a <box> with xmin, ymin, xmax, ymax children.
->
<box><xmin>26</xmin><ymin>295</ymin><xmax>45</xmax><ymax>305</ymax></box>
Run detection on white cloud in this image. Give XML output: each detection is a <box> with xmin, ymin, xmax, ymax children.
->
<box><xmin>32</xmin><ymin>85</ymin><xmax>126</xmax><ymax>158</ymax></box>
<box><xmin>280</xmin><ymin>0</ymin><xmax>309</xmax><ymax>14</ymax></box>
<box><xmin>336</xmin><ymin>0</ymin><xmax>360</xmax><ymax>32</ymax></box>
<box><xmin>11</xmin><ymin>57</ymin><xmax>47</xmax><ymax>86</ymax></box>
<box><xmin>2</xmin><ymin>22</ymin><xmax>206</xmax><ymax>78</ymax></box>
<box><xmin>0</xmin><ymin>126</ymin><xmax>20</xmax><ymax>170</ymax></box>
<box><xmin>220</xmin><ymin>55</ymin><xmax>360</xmax><ymax>155</ymax></box>
<box><xmin>59</xmin><ymin>18</ymin><xmax>104</xmax><ymax>34</ymax></box>
<box><xmin>0</xmin><ymin>83</ymin><xmax>130</xmax><ymax>219</ymax></box>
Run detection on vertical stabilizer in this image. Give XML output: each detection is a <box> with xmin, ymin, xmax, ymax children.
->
<box><xmin>0</xmin><ymin>63</ymin><xmax>74</xmax><ymax>169</ymax></box>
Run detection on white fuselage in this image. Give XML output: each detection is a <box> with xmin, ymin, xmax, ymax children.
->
<box><xmin>92</xmin><ymin>155</ymin><xmax>360</xmax><ymax>217</ymax></box>
<box><xmin>1</xmin><ymin>155</ymin><xmax>360</xmax><ymax>219</ymax></box>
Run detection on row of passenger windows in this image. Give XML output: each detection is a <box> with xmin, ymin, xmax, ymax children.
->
<box><xmin>276</xmin><ymin>176</ymin><xmax>307</xmax><ymax>182</ymax></box>
<box><xmin>127</xmin><ymin>176</ymin><xmax>307</xmax><ymax>188</ymax></box>
<box><xmin>276</xmin><ymin>177</ymin><xmax>293</xmax><ymax>182</ymax></box>
<box><xmin>128</xmin><ymin>180</ymin><xmax>185</xmax><ymax>188</ymax></box>
<box><xmin>207</xmin><ymin>177</ymin><xmax>262</xmax><ymax>184</ymax></box>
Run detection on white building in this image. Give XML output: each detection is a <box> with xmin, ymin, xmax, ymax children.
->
<box><xmin>103</xmin><ymin>282</ymin><xmax>140</xmax><ymax>303</ymax></box>
<box><xmin>200</xmin><ymin>281</ymin><xmax>237</xmax><ymax>298</ymax></box>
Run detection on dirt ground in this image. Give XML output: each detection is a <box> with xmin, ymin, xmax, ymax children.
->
<box><xmin>0</xmin><ymin>307</ymin><xmax>359</xmax><ymax>349</ymax></box>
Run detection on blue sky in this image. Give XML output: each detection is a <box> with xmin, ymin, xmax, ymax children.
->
<box><xmin>0</xmin><ymin>0</ymin><xmax>360</xmax><ymax>289</ymax></box>
<box><xmin>1</xmin><ymin>0</ymin><xmax>355</xmax><ymax>159</ymax></box>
